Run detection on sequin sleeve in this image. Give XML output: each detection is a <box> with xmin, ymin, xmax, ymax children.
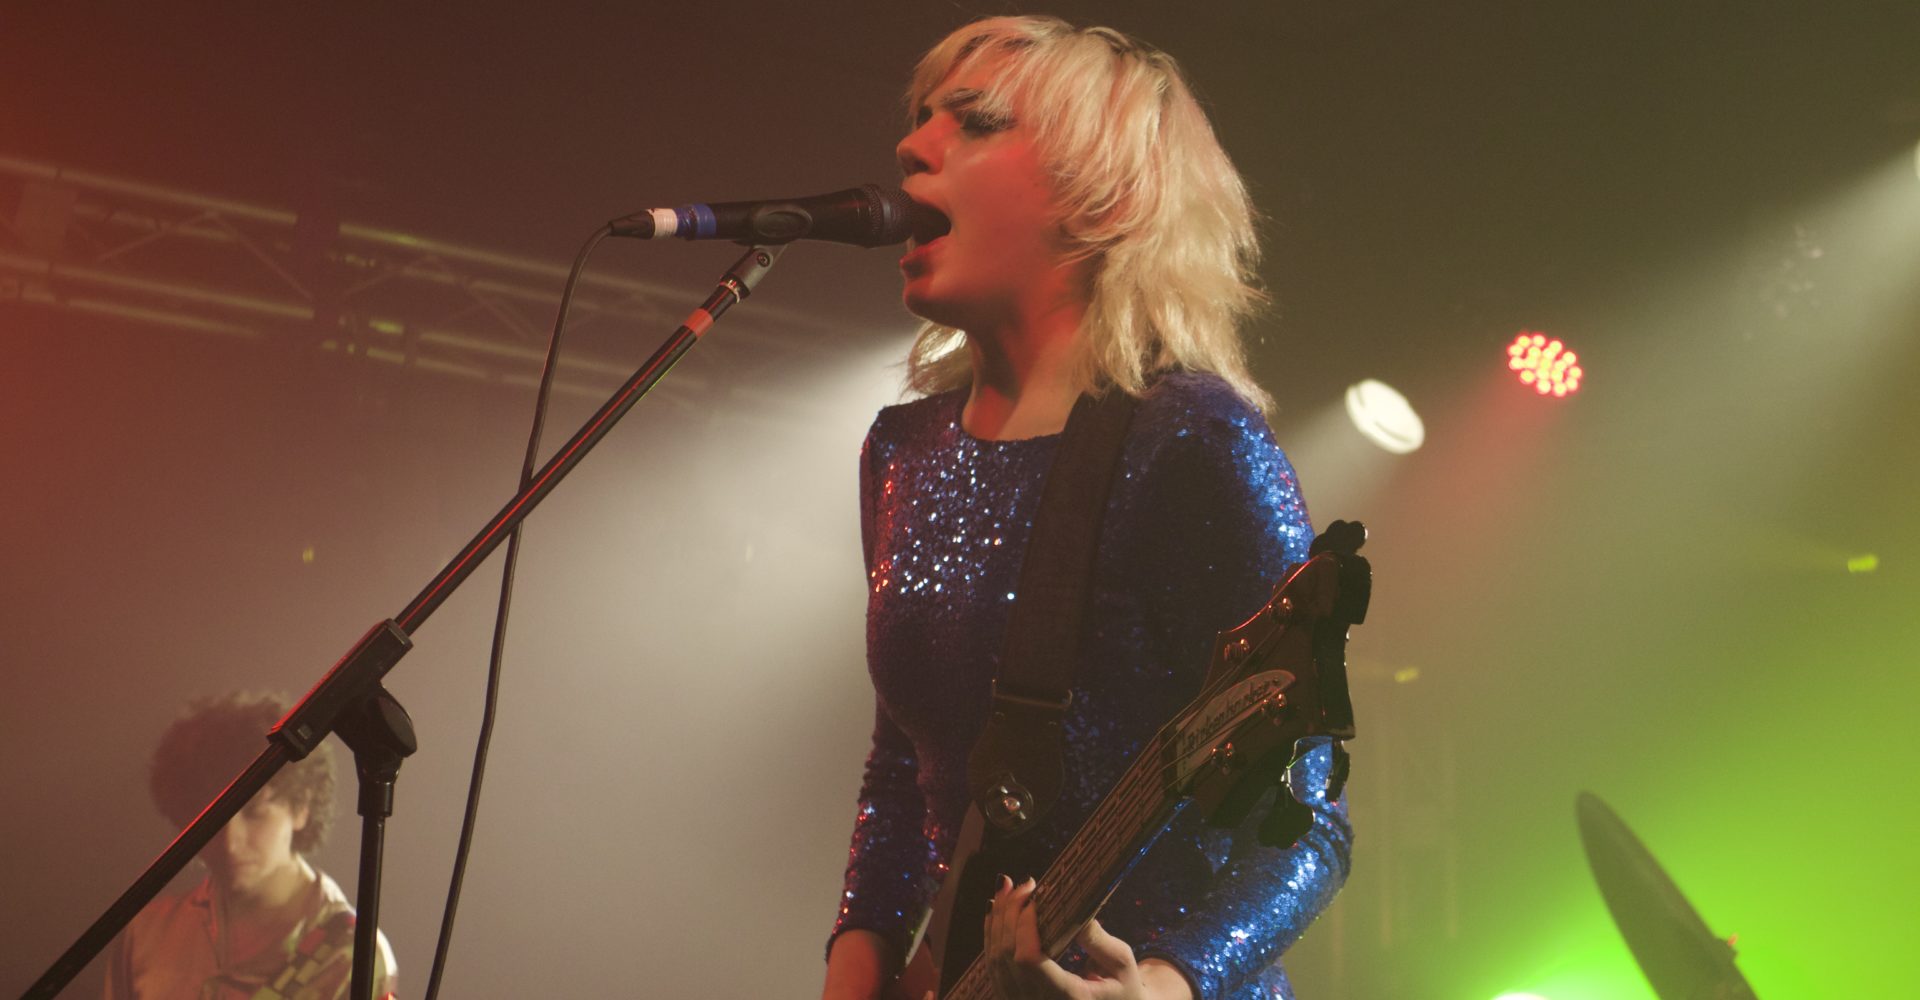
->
<box><xmin>828</xmin><ymin>699</ymin><xmax>935</xmax><ymax>963</ymax></box>
<box><xmin>1143</xmin><ymin>745</ymin><xmax>1352</xmax><ymax>999</ymax></box>
<box><xmin>827</xmin><ymin>425</ymin><xmax>939</xmax><ymax>965</ymax></box>
<box><xmin>1120</xmin><ymin>381</ymin><xmax>1354</xmax><ymax>999</ymax></box>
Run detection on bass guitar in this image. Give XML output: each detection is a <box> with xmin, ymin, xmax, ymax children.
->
<box><xmin>890</xmin><ymin>520</ymin><xmax>1370</xmax><ymax>999</ymax></box>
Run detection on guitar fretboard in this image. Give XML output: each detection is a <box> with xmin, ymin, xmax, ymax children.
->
<box><xmin>942</xmin><ymin>726</ymin><xmax>1184</xmax><ymax>999</ymax></box>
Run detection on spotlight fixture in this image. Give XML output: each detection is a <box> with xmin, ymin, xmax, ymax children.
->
<box><xmin>1507</xmin><ymin>332</ymin><xmax>1583</xmax><ymax>397</ymax></box>
<box><xmin>1344</xmin><ymin>379</ymin><xmax>1425</xmax><ymax>454</ymax></box>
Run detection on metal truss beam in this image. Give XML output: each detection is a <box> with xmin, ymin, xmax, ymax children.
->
<box><xmin>0</xmin><ymin>153</ymin><xmax>863</xmax><ymax>414</ymax></box>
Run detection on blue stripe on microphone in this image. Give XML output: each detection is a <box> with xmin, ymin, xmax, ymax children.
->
<box><xmin>675</xmin><ymin>204</ymin><xmax>717</xmax><ymax>240</ymax></box>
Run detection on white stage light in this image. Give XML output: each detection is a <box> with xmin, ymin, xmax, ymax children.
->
<box><xmin>1344</xmin><ymin>379</ymin><xmax>1425</xmax><ymax>454</ymax></box>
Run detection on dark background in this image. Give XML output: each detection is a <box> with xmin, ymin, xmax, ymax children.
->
<box><xmin>3</xmin><ymin>2</ymin><xmax>1915</xmax><ymax>996</ymax></box>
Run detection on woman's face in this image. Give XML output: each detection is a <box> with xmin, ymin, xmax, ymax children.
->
<box><xmin>895</xmin><ymin>57</ymin><xmax>1081</xmax><ymax>333</ymax></box>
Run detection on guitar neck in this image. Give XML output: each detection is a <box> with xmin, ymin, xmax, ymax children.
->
<box><xmin>942</xmin><ymin>730</ymin><xmax>1184</xmax><ymax>1000</ymax></box>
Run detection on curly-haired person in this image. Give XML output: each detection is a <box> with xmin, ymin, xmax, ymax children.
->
<box><xmin>105</xmin><ymin>692</ymin><xmax>398</xmax><ymax>1000</ymax></box>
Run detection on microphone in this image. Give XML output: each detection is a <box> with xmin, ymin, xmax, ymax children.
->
<box><xmin>609</xmin><ymin>183</ymin><xmax>918</xmax><ymax>248</ymax></box>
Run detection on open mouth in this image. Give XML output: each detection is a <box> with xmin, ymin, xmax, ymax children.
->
<box><xmin>908</xmin><ymin>203</ymin><xmax>952</xmax><ymax>249</ymax></box>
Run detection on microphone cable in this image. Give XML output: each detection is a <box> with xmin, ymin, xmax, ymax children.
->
<box><xmin>420</xmin><ymin>223</ymin><xmax>612</xmax><ymax>1000</ymax></box>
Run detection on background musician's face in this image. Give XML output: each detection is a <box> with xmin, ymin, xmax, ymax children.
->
<box><xmin>205</xmin><ymin>790</ymin><xmax>307</xmax><ymax>896</ymax></box>
<box><xmin>894</xmin><ymin>58</ymin><xmax>1083</xmax><ymax>334</ymax></box>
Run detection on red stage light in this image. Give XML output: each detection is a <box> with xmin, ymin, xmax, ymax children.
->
<box><xmin>1507</xmin><ymin>332</ymin><xmax>1583</xmax><ymax>397</ymax></box>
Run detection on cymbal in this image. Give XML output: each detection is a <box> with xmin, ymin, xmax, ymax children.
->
<box><xmin>1575</xmin><ymin>792</ymin><xmax>1759</xmax><ymax>1000</ymax></box>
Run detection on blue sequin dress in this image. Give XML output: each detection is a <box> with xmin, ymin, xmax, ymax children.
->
<box><xmin>831</xmin><ymin>372</ymin><xmax>1351</xmax><ymax>1000</ymax></box>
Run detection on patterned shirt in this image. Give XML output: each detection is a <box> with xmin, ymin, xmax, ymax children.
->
<box><xmin>105</xmin><ymin>860</ymin><xmax>397</xmax><ymax>1000</ymax></box>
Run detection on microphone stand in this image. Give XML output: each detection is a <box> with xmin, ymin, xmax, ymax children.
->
<box><xmin>337</xmin><ymin>687</ymin><xmax>417</xmax><ymax>1000</ymax></box>
<box><xmin>21</xmin><ymin>243</ymin><xmax>785</xmax><ymax>1000</ymax></box>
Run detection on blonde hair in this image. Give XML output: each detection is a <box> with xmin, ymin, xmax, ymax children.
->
<box><xmin>903</xmin><ymin>16</ymin><xmax>1271</xmax><ymax>411</ymax></box>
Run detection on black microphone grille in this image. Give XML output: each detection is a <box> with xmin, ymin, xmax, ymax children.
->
<box><xmin>857</xmin><ymin>183</ymin><xmax>918</xmax><ymax>248</ymax></box>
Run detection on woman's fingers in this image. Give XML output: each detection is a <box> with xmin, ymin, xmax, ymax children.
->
<box><xmin>985</xmin><ymin>877</ymin><xmax>1050</xmax><ymax>998</ymax></box>
<box><xmin>1075</xmin><ymin>918</ymin><xmax>1137</xmax><ymax>976</ymax></box>
<box><xmin>981</xmin><ymin>879</ymin><xmax>1149</xmax><ymax>999</ymax></box>
<box><xmin>984</xmin><ymin>875</ymin><xmax>1016</xmax><ymax>956</ymax></box>
<box><xmin>1008</xmin><ymin>878</ymin><xmax>1043</xmax><ymax>964</ymax></box>
<box><xmin>984</xmin><ymin>875</ymin><xmax>1018</xmax><ymax>995</ymax></box>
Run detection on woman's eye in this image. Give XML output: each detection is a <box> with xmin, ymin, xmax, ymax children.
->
<box><xmin>959</xmin><ymin>108</ymin><xmax>1012</xmax><ymax>135</ymax></box>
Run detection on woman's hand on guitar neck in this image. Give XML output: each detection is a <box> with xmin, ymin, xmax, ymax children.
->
<box><xmin>983</xmin><ymin>878</ymin><xmax>1196</xmax><ymax>1000</ymax></box>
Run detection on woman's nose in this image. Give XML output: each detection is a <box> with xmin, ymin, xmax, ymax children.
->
<box><xmin>896</xmin><ymin>126</ymin><xmax>937</xmax><ymax>176</ymax></box>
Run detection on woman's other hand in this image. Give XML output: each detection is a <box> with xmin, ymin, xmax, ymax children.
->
<box><xmin>982</xmin><ymin>877</ymin><xmax>1194</xmax><ymax>1000</ymax></box>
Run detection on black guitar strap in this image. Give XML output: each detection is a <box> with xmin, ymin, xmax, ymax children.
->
<box><xmin>966</xmin><ymin>387</ymin><xmax>1139</xmax><ymax>834</ymax></box>
<box><xmin>923</xmin><ymin>389</ymin><xmax>1137</xmax><ymax>989</ymax></box>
